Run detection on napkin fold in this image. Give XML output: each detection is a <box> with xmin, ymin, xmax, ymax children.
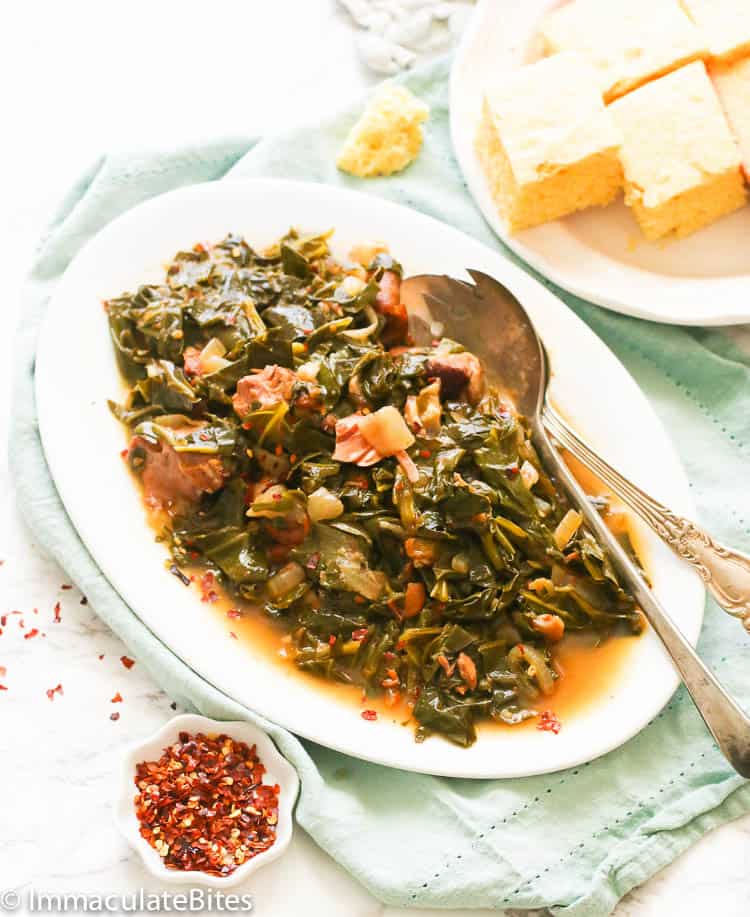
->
<box><xmin>12</xmin><ymin>58</ymin><xmax>750</xmax><ymax>916</ymax></box>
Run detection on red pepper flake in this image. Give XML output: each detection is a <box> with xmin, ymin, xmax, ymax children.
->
<box><xmin>361</xmin><ymin>709</ymin><xmax>378</xmax><ymax>721</ymax></box>
<box><xmin>505</xmin><ymin>464</ymin><xmax>520</xmax><ymax>478</ymax></box>
<box><xmin>242</xmin><ymin>422</ymin><xmax>253</xmax><ymax>430</ymax></box>
<box><xmin>111</xmin><ymin>692</ymin><xmax>123</xmax><ymax>703</ymax></box>
<box><xmin>274</xmin><ymin>444</ymin><xmax>283</xmax><ymax>457</ymax></box>
<box><xmin>120</xmin><ymin>655</ymin><xmax>135</xmax><ymax>670</ymax></box>
<box><xmin>120</xmin><ymin>448</ymin><xmax>128</xmax><ymax>459</ymax></box>
<box><xmin>46</xmin><ymin>683</ymin><xmax>64</xmax><ymax>701</ymax></box>
<box><xmin>383</xmin><ymin>651</ymin><xmax>396</xmax><ymax>661</ymax></box>
<box><xmin>226</xmin><ymin>609</ymin><xmax>242</xmax><ymax>620</ymax></box>
<box><xmin>0</xmin><ymin>685</ymin><xmax>7</xmax><ymax>692</ymax></box>
<box><xmin>198</xmin><ymin>572</ymin><xmax>219</xmax><ymax>604</ymax></box>
<box><xmin>33</xmin><ymin>607</ymin><xmax>38</xmax><ymax>615</ymax></box>
<box><xmin>53</xmin><ymin>602</ymin><xmax>62</xmax><ymax>623</ymax></box>
<box><xmin>24</xmin><ymin>628</ymin><xmax>40</xmax><ymax>640</ymax></box>
<box><xmin>134</xmin><ymin>731</ymin><xmax>279</xmax><ymax>876</ymax></box>
<box><xmin>61</xmin><ymin>584</ymin><xmax>73</xmax><ymax>590</ymax></box>
<box><xmin>537</xmin><ymin>711</ymin><xmax>561</xmax><ymax>734</ymax></box>
<box><xmin>229</xmin><ymin>631</ymin><xmax>238</xmax><ymax>640</ymax></box>
<box><xmin>328</xmin><ymin>634</ymin><xmax>337</xmax><ymax>646</ymax></box>
<box><xmin>419</xmin><ymin>449</ymin><xmax>432</xmax><ymax>459</ymax></box>
<box><xmin>98</xmin><ymin>654</ymin><xmax>105</xmax><ymax>661</ymax></box>
<box><xmin>0</xmin><ymin>666</ymin><xmax>6</xmax><ymax>678</ymax></box>
<box><xmin>110</xmin><ymin>712</ymin><xmax>120</xmax><ymax>721</ymax></box>
<box><xmin>351</xmin><ymin>628</ymin><xmax>369</xmax><ymax>642</ymax></box>
<box><xmin>0</xmin><ymin>615</ymin><xmax>5</xmax><ymax>627</ymax></box>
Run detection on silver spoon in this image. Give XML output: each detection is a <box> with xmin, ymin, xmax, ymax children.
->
<box><xmin>401</xmin><ymin>269</ymin><xmax>750</xmax><ymax>777</ymax></box>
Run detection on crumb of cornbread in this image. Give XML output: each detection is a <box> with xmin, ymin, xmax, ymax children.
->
<box><xmin>680</xmin><ymin>0</ymin><xmax>750</xmax><ymax>63</ymax></box>
<box><xmin>336</xmin><ymin>83</ymin><xmax>429</xmax><ymax>178</ymax></box>
<box><xmin>711</xmin><ymin>56</ymin><xmax>750</xmax><ymax>180</ymax></box>
<box><xmin>539</xmin><ymin>0</ymin><xmax>706</xmax><ymax>102</ymax></box>
<box><xmin>609</xmin><ymin>62</ymin><xmax>746</xmax><ymax>240</ymax></box>
<box><xmin>475</xmin><ymin>53</ymin><xmax>623</xmax><ymax>234</ymax></box>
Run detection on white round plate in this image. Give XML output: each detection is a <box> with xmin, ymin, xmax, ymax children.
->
<box><xmin>36</xmin><ymin>178</ymin><xmax>703</xmax><ymax>778</ymax></box>
<box><xmin>451</xmin><ymin>0</ymin><xmax>750</xmax><ymax>326</ymax></box>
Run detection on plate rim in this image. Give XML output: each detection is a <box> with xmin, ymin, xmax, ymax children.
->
<box><xmin>35</xmin><ymin>176</ymin><xmax>705</xmax><ymax>778</ymax></box>
<box><xmin>450</xmin><ymin>0</ymin><xmax>750</xmax><ymax>327</ymax></box>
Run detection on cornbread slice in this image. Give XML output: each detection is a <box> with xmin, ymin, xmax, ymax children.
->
<box><xmin>609</xmin><ymin>62</ymin><xmax>746</xmax><ymax>240</ymax></box>
<box><xmin>539</xmin><ymin>0</ymin><xmax>706</xmax><ymax>102</ymax></box>
<box><xmin>711</xmin><ymin>56</ymin><xmax>750</xmax><ymax>179</ymax></box>
<box><xmin>680</xmin><ymin>0</ymin><xmax>750</xmax><ymax>63</ymax></box>
<box><xmin>475</xmin><ymin>53</ymin><xmax>623</xmax><ymax>234</ymax></box>
<box><xmin>337</xmin><ymin>83</ymin><xmax>429</xmax><ymax>178</ymax></box>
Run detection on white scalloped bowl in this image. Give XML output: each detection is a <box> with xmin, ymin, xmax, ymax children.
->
<box><xmin>115</xmin><ymin>714</ymin><xmax>298</xmax><ymax>887</ymax></box>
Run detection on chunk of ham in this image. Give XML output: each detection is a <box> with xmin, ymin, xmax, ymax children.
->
<box><xmin>129</xmin><ymin>436</ymin><xmax>226</xmax><ymax>510</ymax></box>
<box><xmin>425</xmin><ymin>351</ymin><xmax>485</xmax><ymax>404</ymax></box>
<box><xmin>183</xmin><ymin>346</ymin><xmax>203</xmax><ymax>377</ymax></box>
<box><xmin>332</xmin><ymin>406</ymin><xmax>419</xmax><ymax>482</ymax></box>
<box><xmin>374</xmin><ymin>270</ymin><xmax>408</xmax><ymax>347</ymax></box>
<box><xmin>232</xmin><ymin>365</ymin><xmax>297</xmax><ymax>416</ymax></box>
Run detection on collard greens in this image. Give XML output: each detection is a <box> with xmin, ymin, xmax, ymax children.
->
<box><xmin>108</xmin><ymin>231</ymin><xmax>643</xmax><ymax>747</ymax></box>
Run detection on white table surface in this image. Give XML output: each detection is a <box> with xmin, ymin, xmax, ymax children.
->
<box><xmin>2</xmin><ymin>2</ymin><xmax>750</xmax><ymax>915</ymax></box>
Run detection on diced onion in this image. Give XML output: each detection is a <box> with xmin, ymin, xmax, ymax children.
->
<box><xmin>358</xmin><ymin>406</ymin><xmax>415</xmax><ymax>456</ymax></box>
<box><xmin>198</xmin><ymin>337</ymin><xmax>230</xmax><ymax>374</ymax></box>
<box><xmin>341</xmin><ymin>304</ymin><xmax>379</xmax><ymax>342</ymax></box>
<box><xmin>266</xmin><ymin>562</ymin><xmax>306</xmax><ymax>600</ymax></box>
<box><xmin>451</xmin><ymin>553</ymin><xmax>471</xmax><ymax>574</ymax></box>
<box><xmin>554</xmin><ymin>509</ymin><xmax>583</xmax><ymax>550</ymax></box>
<box><xmin>336</xmin><ymin>555</ymin><xmax>387</xmax><ymax>600</ymax></box>
<box><xmin>297</xmin><ymin>360</ymin><xmax>321</xmax><ymax>382</ymax></box>
<box><xmin>520</xmin><ymin>459</ymin><xmax>539</xmax><ymax>490</ymax></box>
<box><xmin>307</xmin><ymin>487</ymin><xmax>344</xmax><ymax>522</ymax></box>
<box><xmin>341</xmin><ymin>275</ymin><xmax>366</xmax><ymax>297</ymax></box>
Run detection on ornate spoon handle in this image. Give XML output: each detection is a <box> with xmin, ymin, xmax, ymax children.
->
<box><xmin>543</xmin><ymin>405</ymin><xmax>750</xmax><ymax>630</ymax></box>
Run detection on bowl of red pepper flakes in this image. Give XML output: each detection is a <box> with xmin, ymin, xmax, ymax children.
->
<box><xmin>116</xmin><ymin>714</ymin><xmax>298</xmax><ymax>887</ymax></box>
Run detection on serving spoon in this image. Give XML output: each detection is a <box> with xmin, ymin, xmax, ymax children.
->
<box><xmin>401</xmin><ymin>269</ymin><xmax>750</xmax><ymax>777</ymax></box>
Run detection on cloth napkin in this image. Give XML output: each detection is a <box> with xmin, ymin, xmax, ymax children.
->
<box><xmin>12</xmin><ymin>58</ymin><xmax>750</xmax><ymax>917</ymax></box>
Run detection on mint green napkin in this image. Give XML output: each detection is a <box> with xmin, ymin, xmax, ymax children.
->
<box><xmin>12</xmin><ymin>59</ymin><xmax>750</xmax><ymax>916</ymax></box>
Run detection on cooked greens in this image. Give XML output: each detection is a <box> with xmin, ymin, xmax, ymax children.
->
<box><xmin>108</xmin><ymin>230</ymin><xmax>643</xmax><ymax>747</ymax></box>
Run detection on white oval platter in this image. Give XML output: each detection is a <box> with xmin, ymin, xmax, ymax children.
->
<box><xmin>36</xmin><ymin>178</ymin><xmax>703</xmax><ymax>778</ymax></box>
